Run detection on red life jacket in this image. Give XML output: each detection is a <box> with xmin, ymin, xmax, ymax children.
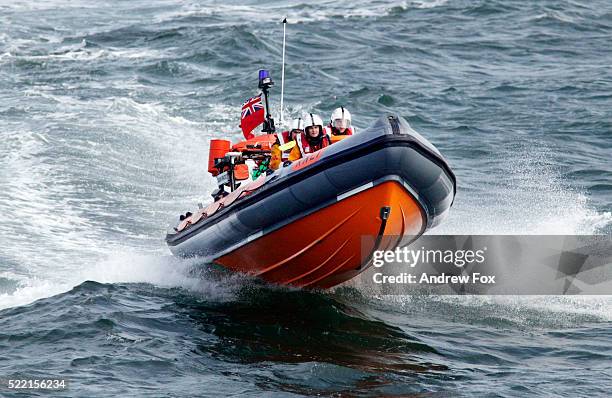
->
<box><xmin>327</xmin><ymin>124</ymin><xmax>354</xmax><ymax>136</ymax></box>
<box><xmin>296</xmin><ymin>131</ymin><xmax>331</xmax><ymax>155</ymax></box>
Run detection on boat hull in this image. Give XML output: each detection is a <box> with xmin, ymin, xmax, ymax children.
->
<box><xmin>216</xmin><ymin>180</ymin><xmax>424</xmax><ymax>289</ymax></box>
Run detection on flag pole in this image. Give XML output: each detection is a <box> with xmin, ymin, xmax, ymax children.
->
<box><xmin>280</xmin><ymin>17</ymin><xmax>287</xmax><ymax>127</ymax></box>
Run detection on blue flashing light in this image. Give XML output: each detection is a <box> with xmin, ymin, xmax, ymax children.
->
<box><xmin>258</xmin><ymin>69</ymin><xmax>273</xmax><ymax>88</ymax></box>
<box><xmin>259</xmin><ymin>69</ymin><xmax>270</xmax><ymax>80</ymax></box>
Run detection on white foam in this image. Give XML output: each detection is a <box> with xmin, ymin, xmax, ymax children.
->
<box><xmin>434</xmin><ymin>144</ymin><xmax>612</xmax><ymax>235</ymax></box>
<box><xmin>0</xmin><ymin>250</ymin><xmax>243</xmax><ymax>310</ymax></box>
<box><xmin>152</xmin><ymin>1</ymin><xmax>446</xmax><ymax>25</ymax></box>
<box><xmin>80</xmin><ymin>251</ymin><xmax>239</xmax><ymax>301</ymax></box>
<box><xmin>410</xmin><ymin>0</ymin><xmax>449</xmax><ymax>9</ymax></box>
<box><xmin>0</xmin><ymin>91</ymin><xmax>254</xmax><ymax>310</ymax></box>
<box><xmin>385</xmin><ymin>295</ymin><xmax>612</xmax><ymax>324</ymax></box>
<box><xmin>0</xmin><ymin>278</ymin><xmax>71</xmax><ymax>311</ymax></box>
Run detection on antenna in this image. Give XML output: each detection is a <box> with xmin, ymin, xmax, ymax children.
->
<box><xmin>280</xmin><ymin>17</ymin><xmax>287</xmax><ymax>127</ymax></box>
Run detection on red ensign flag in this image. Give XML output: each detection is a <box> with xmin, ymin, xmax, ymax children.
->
<box><xmin>240</xmin><ymin>95</ymin><xmax>265</xmax><ymax>139</ymax></box>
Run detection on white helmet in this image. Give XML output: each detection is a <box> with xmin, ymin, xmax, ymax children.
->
<box><xmin>290</xmin><ymin>117</ymin><xmax>305</xmax><ymax>131</ymax></box>
<box><xmin>331</xmin><ymin>106</ymin><xmax>352</xmax><ymax>129</ymax></box>
<box><xmin>303</xmin><ymin>113</ymin><xmax>324</xmax><ymax>131</ymax></box>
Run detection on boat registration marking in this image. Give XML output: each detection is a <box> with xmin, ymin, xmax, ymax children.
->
<box><xmin>291</xmin><ymin>148</ymin><xmax>325</xmax><ymax>171</ymax></box>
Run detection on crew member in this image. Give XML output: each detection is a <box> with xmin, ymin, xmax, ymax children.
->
<box><xmin>326</xmin><ymin>106</ymin><xmax>355</xmax><ymax>138</ymax></box>
<box><xmin>269</xmin><ymin>118</ymin><xmax>304</xmax><ymax>170</ymax></box>
<box><xmin>287</xmin><ymin>113</ymin><xmax>331</xmax><ymax>162</ymax></box>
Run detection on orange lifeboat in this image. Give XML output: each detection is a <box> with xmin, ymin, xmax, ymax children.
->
<box><xmin>166</xmin><ymin>115</ymin><xmax>455</xmax><ymax>289</ymax></box>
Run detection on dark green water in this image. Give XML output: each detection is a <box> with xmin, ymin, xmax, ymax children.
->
<box><xmin>1</xmin><ymin>0</ymin><xmax>611</xmax><ymax>396</ymax></box>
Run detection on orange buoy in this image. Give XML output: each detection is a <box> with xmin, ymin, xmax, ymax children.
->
<box><xmin>208</xmin><ymin>139</ymin><xmax>231</xmax><ymax>176</ymax></box>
